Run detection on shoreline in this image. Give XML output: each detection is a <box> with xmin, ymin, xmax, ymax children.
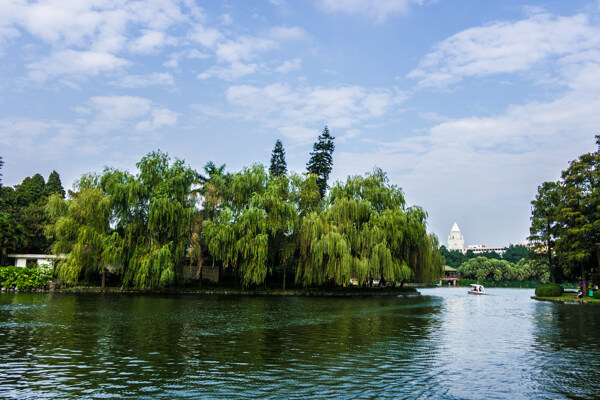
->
<box><xmin>1</xmin><ymin>287</ymin><xmax>421</xmax><ymax>297</ymax></box>
<box><xmin>531</xmin><ymin>295</ymin><xmax>598</xmax><ymax>304</ymax></box>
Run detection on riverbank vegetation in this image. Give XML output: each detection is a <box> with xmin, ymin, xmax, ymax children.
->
<box><xmin>529</xmin><ymin>136</ymin><xmax>600</xmax><ymax>296</ymax></box>
<box><xmin>0</xmin><ymin>265</ymin><xmax>52</xmax><ymax>291</ymax></box>
<box><xmin>1</xmin><ymin>127</ymin><xmax>443</xmax><ymax>291</ymax></box>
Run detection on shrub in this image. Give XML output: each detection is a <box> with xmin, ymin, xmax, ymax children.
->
<box><xmin>535</xmin><ymin>284</ymin><xmax>564</xmax><ymax>297</ymax></box>
<box><xmin>594</xmin><ymin>291</ymin><xmax>600</xmax><ymax>299</ymax></box>
<box><xmin>0</xmin><ymin>266</ymin><xmax>53</xmax><ymax>291</ymax></box>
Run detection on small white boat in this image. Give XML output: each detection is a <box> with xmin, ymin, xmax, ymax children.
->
<box><xmin>468</xmin><ymin>284</ymin><xmax>486</xmax><ymax>295</ymax></box>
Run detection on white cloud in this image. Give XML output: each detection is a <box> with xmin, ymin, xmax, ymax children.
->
<box><xmin>207</xmin><ymin>83</ymin><xmax>400</xmax><ymax>143</ymax></box>
<box><xmin>408</xmin><ymin>13</ymin><xmax>600</xmax><ymax>87</ymax></box>
<box><xmin>317</xmin><ymin>0</ymin><xmax>425</xmax><ymax>22</ymax></box>
<box><xmin>130</xmin><ymin>30</ymin><xmax>174</xmax><ymax>54</ymax></box>
<box><xmin>112</xmin><ymin>72</ymin><xmax>175</xmax><ymax>88</ymax></box>
<box><xmin>198</xmin><ymin>62</ymin><xmax>260</xmax><ymax>81</ymax></box>
<box><xmin>215</xmin><ymin>36</ymin><xmax>277</xmax><ymax>63</ymax></box>
<box><xmin>27</xmin><ymin>50</ymin><xmax>129</xmax><ymax>82</ymax></box>
<box><xmin>196</xmin><ymin>35</ymin><xmax>279</xmax><ymax>80</ymax></box>
<box><xmin>269</xmin><ymin>26</ymin><xmax>308</xmax><ymax>41</ymax></box>
<box><xmin>187</xmin><ymin>24</ymin><xmax>223</xmax><ymax>48</ymax></box>
<box><xmin>275</xmin><ymin>58</ymin><xmax>302</xmax><ymax>73</ymax></box>
<box><xmin>83</xmin><ymin>96</ymin><xmax>178</xmax><ymax>135</ymax></box>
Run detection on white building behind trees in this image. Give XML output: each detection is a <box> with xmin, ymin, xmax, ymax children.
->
<box><xmin>447</xmin><ymin>223</ymin><xmax>506</xmax><ymax>256</ymax></box>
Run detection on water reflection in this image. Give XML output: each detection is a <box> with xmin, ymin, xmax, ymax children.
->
<box><xmin>531</xmin><ymin>300</ymin><xmax>600</xmax><ymax>399</ymax></box>
<box><xmin>1</xmin><ymin>293</ymin><xmax>442</xmax><ymax>399</ymax></box>
<box><xmin>2</xmin><ymin>289</ymin><xmax>598</xmax><ymax>399</ymax></box>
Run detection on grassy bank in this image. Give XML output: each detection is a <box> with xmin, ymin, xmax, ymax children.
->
<box><xmin>532</xmin><ymin>293</ymin><xmax>600</xmax><ymax>304</ymax></box>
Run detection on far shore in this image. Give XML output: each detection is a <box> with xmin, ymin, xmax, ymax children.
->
<box><xmin>1</xmin><ymin>286</ymin><xmax>422</xmax><ymax>297</ymax></box>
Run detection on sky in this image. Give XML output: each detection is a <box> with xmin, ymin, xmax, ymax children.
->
<box><xmin>1</xmin><ymin>0</ymin><xmax>600</xmax><ymax>248</ymax></box>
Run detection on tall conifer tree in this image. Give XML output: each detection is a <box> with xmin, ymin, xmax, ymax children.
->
<box><xmin>306</xmin><ymin>126</ymin><xmax>335</xmax><ymax>198</ymax></box>
<box><xmin>0</xmin><ymin>156</ymin><xmax>4</xmax><ymax>187</ymax></box>
<box><xmin>45</xmin><ymin>170</ymin><xmax>66</xmax><ymax>199</ymax></box>
<box><xmin>269</xmin><ymin>139</ymin><xmax>287</xmax><ymax>177</ymax></box>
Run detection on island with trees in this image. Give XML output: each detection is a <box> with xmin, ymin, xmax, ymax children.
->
<box><xmin>1</xmin><ymin>127</ymin><xmax>444</xmax><ymax>294</ymax></box>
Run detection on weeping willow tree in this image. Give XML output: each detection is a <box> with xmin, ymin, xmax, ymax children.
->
<box><xmin>203</xmin><ymin>165</ymin><xmax>310</xmax><ymax>288</ymax></box>
<box><xmin>295</xmin><ymin>168</ymin><xmax>443</xmax><ymax>287</ymax></box>
<box><xmin>189</xmin><ymin>161</ymin><xmax>232</xmax><ymax>286</ymax></box>
<box><xmin>100</xmin><ymin>151</ymin><xmax>199</xmax><ymax>290</ymax></box>
<box><xmin>203</xmin><ymin>165</ymin><xmax>269</xmax><ymax>286</ymax></box>
<box><xmin>46</xmin><ymin>174</ymin><xmax>123</xmax><ymax>287</ymax></box>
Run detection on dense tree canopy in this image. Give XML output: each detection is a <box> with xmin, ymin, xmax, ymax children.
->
<box><xmin>6</xmin><ymin>146</ymin><xmax>442</xmax><ymax>291</ymax></box>
<box><xmin>457</xmin><ymin>257</ymin><xmax>546</xmax><ymax>283</ymax></box>
<box><xmin>0</xmin><ymin>170</ymin><xmax>66</xmax><ymax>261</ymax></box>
<box><xmin>502</xmin><ymin>244</ymin><xmax>530</xmax><ymax>264</ymax></box>
<box><xmin>529</xmin><ymin>136</ymin><xmax>600</xmax><ymax>294</ymax></box>
<box><xmin>296</xmin><ymin>168</ymin><xmax>443</xmax><ymax>287</ymax></box>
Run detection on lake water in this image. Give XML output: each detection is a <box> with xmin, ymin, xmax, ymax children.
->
<box><xmin>1</xmin><ymin>288</ymin><xmax>599</xmax><ymax>399</ymax></box>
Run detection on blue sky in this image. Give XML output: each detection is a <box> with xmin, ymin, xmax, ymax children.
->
<box><xmin>1</xmin><ymin>0</ymin><xmax>599</xmax><ymax>247</ymax></box>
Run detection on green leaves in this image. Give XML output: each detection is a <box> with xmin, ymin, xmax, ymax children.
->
<box><xmin>0</xmin><ymin>266</ymin><xmax>53</xmax><ymax>290</ymax></box>
<box><xmin>529</xmin><ymin>136</ymin><xmax>600</xmax><ymax>284</ymax></box>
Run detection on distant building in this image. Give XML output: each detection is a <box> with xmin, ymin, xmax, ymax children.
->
<box><xmin>446</xmin><ymin>223</ymin><xmax>507</xmax><ymax>256</ymax></box>
<box><xmin>465</xmin><ymin>244</ymin><xmax>506</xmax><ymax>256</ymax></box>
<box><xmin>448</xmin><ymin>222</ymin><xmax>465</xmax><ymax>252</ymax></box>
<box><xmin>442</xmin><ymin>266</ymin><xmax>459</xmax><ymax>286</ymax></box>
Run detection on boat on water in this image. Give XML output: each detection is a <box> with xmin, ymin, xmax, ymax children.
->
<box><xmin>468</xmin><ymin>284</ymin><xmax>486</xmax><ymax>295</ymax></box>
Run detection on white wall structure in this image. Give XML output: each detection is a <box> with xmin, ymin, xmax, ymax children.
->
<box><xmin>466</xmin><ymin>244</ymin><xmax>506</xmax><ymax>256</ymax></box>
<box><xmin>447</xmin><ymin>222</ymin><xmax>465</xmax><ymax>252</ymax></box>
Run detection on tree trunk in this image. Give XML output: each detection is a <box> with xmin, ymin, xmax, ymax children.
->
<box><xmin>282</xmin><ymin>266</ymin><xmax>286</xmax><ymax>291</ymax></box>
<box><xmin>581</xmin><ymin>264</ymin><xmax>588</xmax><ymax>297</ymax></box>
<box><xmin>547</xmin><ymin>237</ymin><xmax>556</xmax><ymax>284</ymax></box>
<box><xmin>101</xmin><ymin>269</ymin><xmax>106</xmax><ymax>288</ymax></box>
<box><xmin>196</xmin><ymin>258</ymin><xmax>204</xmax><ymax>288</ymax></box>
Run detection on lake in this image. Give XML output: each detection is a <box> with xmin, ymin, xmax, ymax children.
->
<box><xmin>1</xmin><ymin>288</ymin><xmax>599</xmax><ymax>399</ymax></box>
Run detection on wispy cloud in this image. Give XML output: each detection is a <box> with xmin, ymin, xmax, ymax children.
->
<box><xmin>317</xmin><ymin>0</ymin><xmax>426</xmax><ymax>22</ymax></box>
<box><xmin>408</xmin><ymin>13</ymin><xmax>600</xmax><ymax>87</ymax></box>
<box><xmin>196</xmin><ymin>83</ymin><xmax>403</xmax><ymax>143</ymax></box>
<box><xmin>111</xmin><ymin>72</ymin><xmax>175</xmax><ymax>88</ymax></box>
<box><xmin>27</xmin><ymin>50</ymin><xmax>130</xmax><ymax>82</ymax></box>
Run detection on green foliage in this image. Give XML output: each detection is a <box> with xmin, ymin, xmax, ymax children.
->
<box><xmin>529</xmin><ymin>136</ymin><xmax>600</xmax><ymax>290</ymax></box>
<box><xmin>0</xmin><ymin>266</ymin><xmax>53</xmax><ymax>290</ymax></box>
<box><xmin>296</xmin><ymin>168</ymin><xmax>443</xmax><ymax>287</ymax></box>
<box><xmin>0</xmin><ymin>170</ymin><xmax>66</xmax><ymax>259</ymax></box>
<box><xmin>457</xmin><ymin>256</ymin><xmax>546</xmax><ymax>283</ymax></box>
<box><xmin>105</xmin><ymin>150</ymin><xmax>199</xmax><ymax>290</ymax></box>
<box><xmin>269</xmin><ymin>139</ymin><xmax>287</xmax><ymax>177</ymax></box>
<box><xmin>594</xmin><ymin>291</ymin><xmax>600</xmax><ymax>299</ymax></box>
<box><xmin>535</xmin><ymin>284</ymin><xmax>564</xmax><ymax>297</ymax></box>
<box><xmin>45</xmin><ymin>170</ymin><xmax>65</xmax><ymax>199</ymax></box>
<box><xmin>306</xmin><ymin>126</ymin><xmax>335</xmax><ymax>198</ymax></box>
<box><xmin>502</xmin><ymin>244</ymin><xmax>530</xmax><ymax>264</ymax></box>
<box><xmin>439</xmin><ymin>246</ymin><xmax>466</xmax><ymax>269</ymax></box>
<box><xmin>46</xmin><ymin>185</ymin><xmax>114</xmax><ymax>286</ymax></box>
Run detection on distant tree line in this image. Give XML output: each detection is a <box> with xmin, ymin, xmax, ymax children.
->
<box><xmin>0</xmin><ymin>169</ymin><xmax>65</xmax><ymax>264</ymax></box>
<box><xmin>439</xmin><ymin>244</ymin><xmax>538</xmax><ymax>285</ymax></box>
<box><xmin>1</xmin><ymin>126</ymin><xmax>444</xmax><ymax>290</ymax></box>
<box><xmin>439</xmin><ymin>244</ymin><xmax>530</xmax><ymax>269</ymax></box>
<box><xmin>529</xmin><ymin>136</ymin><xmax>600</xmax><ymax>296</ymax></box>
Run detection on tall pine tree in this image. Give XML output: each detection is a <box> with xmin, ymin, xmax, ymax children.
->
<box><xmin>0</xmin><ymin>156</ymin><xmax>4</xmax><ymax>187</ymax></box>
<box><xmin>45</xmin><ymin>170</ymin><xmax>66</xmax><ymax>199</ymax></box>
<box><xmin>306</xmin><ymin>126</ymin><xmax>335</xmax><ymax>198</ymax></box>
<box><xmin>269</xmin><ymin>139</ymin><xmax>287</xmax><ymax>177</ymax></box>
